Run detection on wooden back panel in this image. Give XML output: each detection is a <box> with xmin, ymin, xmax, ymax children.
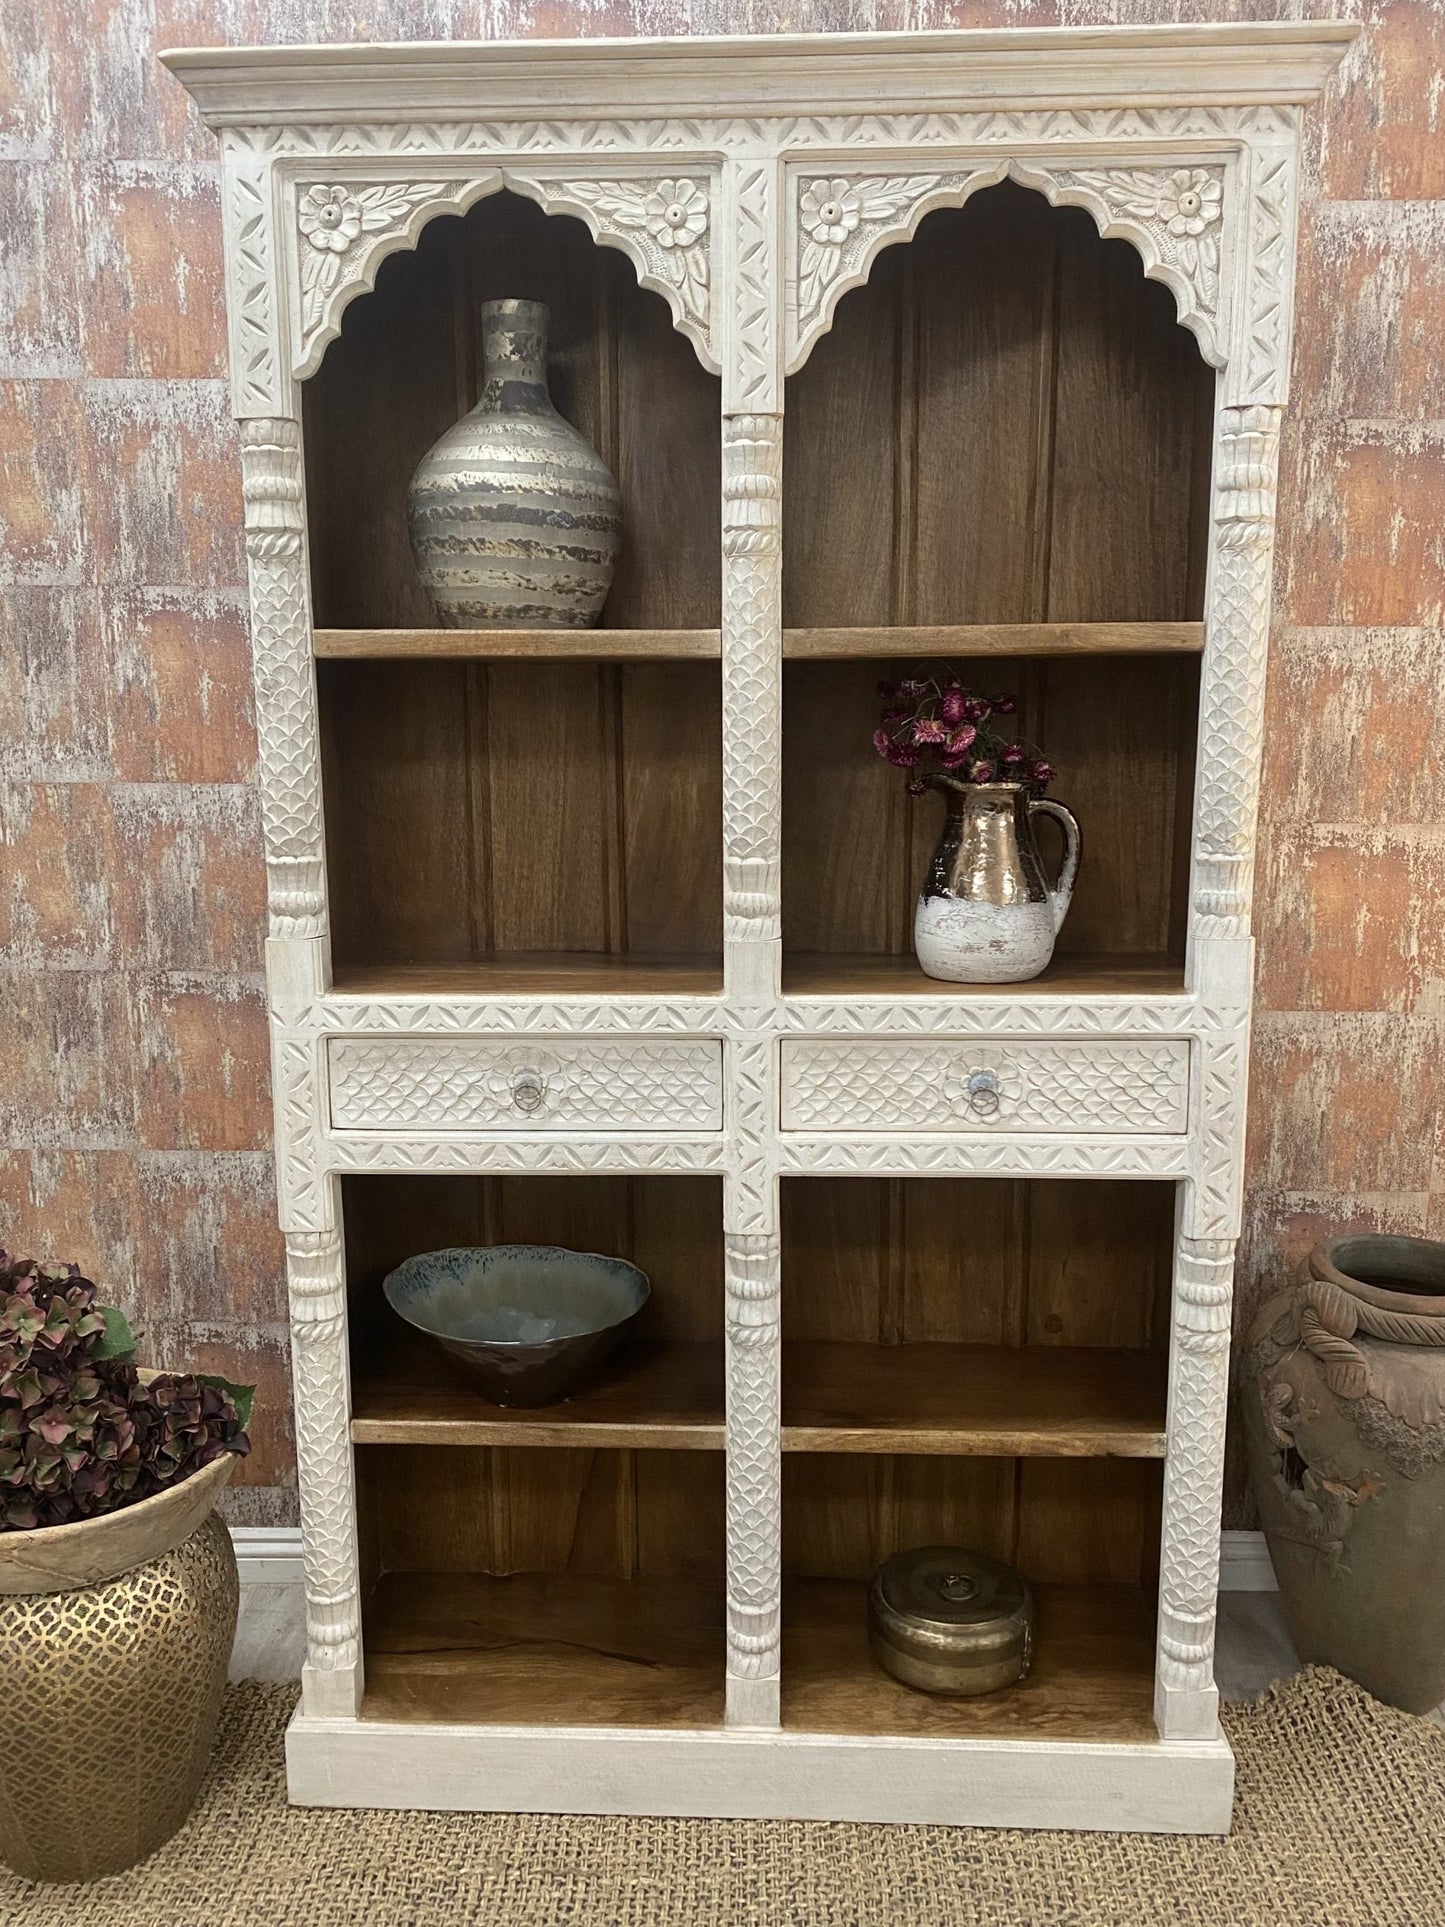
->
<box><xmin>781</xmin><ymin>1175</ymin><xmax>1173</xmax><ymax>1590</ymax></box>
<box><xmin>345</xmin><ymin>1175</ymin><xmax>724</xmax><ymax>1583</ymax></box>
<box><xmin>305</xmin><ymin>192</ymin><xmax>722</xmax><ymax>968</ymax></box>
<box><xmin>782</xmin><ymin>183</ymin><xmax>1212</xmax><ymax>962</ymax></box>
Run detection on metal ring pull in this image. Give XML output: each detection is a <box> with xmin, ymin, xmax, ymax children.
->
<box><xmin>966</xmin><ymin>1069</ymin><xmax>1001</xmax><ymax>1117</ymax></box>
<box><xmin>509</xmin><ymin>1070</ymin><xmax>546</xmax><ymax>1115</ymax></box>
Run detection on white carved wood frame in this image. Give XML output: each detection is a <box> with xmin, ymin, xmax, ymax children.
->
<box><xmin>216</xmin><ymin>87</ymin><xmax>1302</xmax><ymax>1746</ymax></box>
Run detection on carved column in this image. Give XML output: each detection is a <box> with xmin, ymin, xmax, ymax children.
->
<box><xmin>720</xmin><ymin>148</ymin><xmax>783</xmax><ymax>1003</ymax></box>
<box><xmin>724</xmin><ymin>1031</ymin><xmax>781</xmax><ymax>1725</ymax></box>
<box><xmin>1155</xmin><ymin>1235</ymin><xmax>1234</xmax><ymax>1739</ymax></box>
<box><xmin>1193</xmin><ymin>404</ymin><xmax>1283</xmax><ymax>941</ymax></box>
<box><xmin>240</xmin><ymin>417</ymin><xmax>327</xmax><ymax>941</ymax></box>
<box><xmin>721</xmin><ymin>414</ymin><xmax>782</xmax><ymax>1001</ymax></box>
<box><xmin>288</xmin><ymin>1216</ymin><xmax>363</xmax><ymax>1716</ymax></box>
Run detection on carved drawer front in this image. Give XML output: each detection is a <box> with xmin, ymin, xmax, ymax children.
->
<box><xmin>779</xmin><ymin>1039</ymin><xmax>1190</xmax><ymax>1135</ymax></box>
<box><xmin>327</xmin><ymin>1037</ymin><xmax>723</xmax><ymax>1133</ymax></box>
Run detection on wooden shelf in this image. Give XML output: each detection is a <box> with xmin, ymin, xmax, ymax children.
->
<box><xmin>782</xmin><ymin>952</ymin><xmax>1185</xmax><ymax>998</ymax></box>
<box><xmin>352</xmin><ymin>1339</ymin><xmax>1164</xmax><ymax>1458</ymax></box>
<box><xmin>784</xmin><ymin>1343</ymin><xmax>1166</xmax><ymax>1457</ymax></box>
<box><xmin>328</xmin><ymin>953</ymin><xmax>724</xmax><ymax>998</ymax></box>
<box><xmin>353</xmin><ymin>1339</ymin><xmax>725</xmax><ymax>1450</ymax></box>
<box><xmin>782</xmin><ymin>1579</ymin><xmax>1156</xmax><ymax>1741</ymax></box>
<box><xmin>315</xmin><ymin>622</ymin><xmax>1203</xmax><ymax>662</ymax></box>
<box><xmin>784</xmin><ymin>622</ymin><xmax>1204</xmax><ymax>658</ymax></box>
<box><xmin>361</xmin><ymin>1570</ymin><xmax>725</xmax><ymax>1729</ymax></box>
<box><xmin>315</xmin><ymin>627</ymin><xmax>722</xmax><ymax>659</ymax></box>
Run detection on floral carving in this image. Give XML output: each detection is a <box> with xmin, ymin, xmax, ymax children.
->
<box><xmin>1155</xmin><ymin>168</ymin><xmax>1223</xmax><ymax>236</ymax></box>
<box><xmin>792</xmin><ymin>169</ymin><xmax>991</xmax><ymax>370</ymax></box>
<box><xmin>646</xmin><ymin>178</ymin><xmax>707</xmax><ymax>248</ymax></box>
<box><xmin>519</xmin><ymin>174</ymin><xmax>713</xmax><ymax>359</ymax></box>
<box><xmin>295</xmin><ymin>178</ymin><xmax>447</xmax><ymax>363</ymax></box>
<box><xmin>1044</xmin><ymin>164</ymin><xmax>1226</xmax><ymax>338</ymax></box>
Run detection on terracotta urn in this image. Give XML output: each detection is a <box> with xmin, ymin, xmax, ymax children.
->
<box><xmin>0</xmin><ymin>1452</ymin><xmax>238</xmax><ymax>1881</ymax></box>
<box><xmin>1240</xmin><ymin>1234</ymin><xmax>1445</xmax><ymax>1717</ymax></box>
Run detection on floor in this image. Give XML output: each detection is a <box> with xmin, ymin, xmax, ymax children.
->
<box><xmin>228</xmin><ymin>1582</ymin><xmax>1303</xmax><ymax>1700</ymax></box>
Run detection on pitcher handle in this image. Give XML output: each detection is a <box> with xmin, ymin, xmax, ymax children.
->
<box><xmin>1028</xmin><ymin>797</ymin><xmax>1082</xmax><ymax>934</ymax></box>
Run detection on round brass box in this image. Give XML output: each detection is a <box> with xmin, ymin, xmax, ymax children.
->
<box><xmin>868</xmin><ymin>1546</ymin><xmax>1034</xmax><ymax>1697</ymax></box>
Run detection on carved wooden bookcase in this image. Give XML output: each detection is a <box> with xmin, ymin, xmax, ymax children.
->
<box><xmin>166</xmin><ymin>25</ymin><xmax>1352</xmax><ymax>1832</ymax></box>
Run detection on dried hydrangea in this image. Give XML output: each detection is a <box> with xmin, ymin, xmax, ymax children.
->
<box><xmin>0</xmin><ymin>1252</ymin><xmax>251</xmax><ymax>1532</ymax></box>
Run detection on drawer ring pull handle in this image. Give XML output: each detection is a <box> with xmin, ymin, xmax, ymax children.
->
<box><xmin>966</xmin><ymin>1070</ymin><xmax>1002</xmax><ymax>1117</ymax></box>
<box><xmin>510</xmin><ymin>1070</ymin><xmax>547</xmax><ymax>1116</ymax></box>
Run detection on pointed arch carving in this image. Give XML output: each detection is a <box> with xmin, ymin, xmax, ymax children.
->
<box><xmin>289</xmin><ymin>168</ymin><xmax>720</xmax><ymax>382</ymax></box>
<box><xmin>787</xmin><ymin>157</ymin><xmax>1229</xmax><ymax>374</ymax></box>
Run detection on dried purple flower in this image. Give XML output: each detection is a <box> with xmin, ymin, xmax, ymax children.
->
<box><xmin>905</xmin><ymin>777</ymin><xmax>927</xmax><ymax>795</ymax></box>
<box><xmin>962</xmin><ymin>695</ymin><xmax>992</xmax><ymax>723</ymax></box>
<box><xmin>990</xmin><ymin>694</ymin><xmax>1018</xmax><ymax>715</ymax></box>
<box><xmin>1030</xmin><ymin>759</ymin><xmax>1055</xmax><ymax>786</ymax></box>
<box><xmin>871</xmin><ymin>726</ymin><xmax>893</xmax><ymax>759</ymax></box>
<box><xmin>938</xmin><ymin>686</ymin><xmax>967</xmax><ymax>727</ymax></box>
<box><xmin>0</xmin><ymin>1251</ymin><xmax>251</xmax><ymax>1533</ymax></box>
<box><xmin>946</xmin><ymin>724</ymin><xmax>977</xmax><ymax>755</ymax></box>
<box><xmin>969</xmin><ymin>758</ymin><xmax>997</xmax><ymax>783</ymax></box>
<box><xmin>911</xmin><ymin>717</ymin><xmax>948</xmax><ymax>745</ymax></box>
<box><xmin>1000</xmin><ymin>743</ymin><xmax>1027</xmax><ymax>767</ymax></box>
<box><xmin>896</xmin><ymin>678</ymin><xmax>927</xmax><ymax>700</ymax></box>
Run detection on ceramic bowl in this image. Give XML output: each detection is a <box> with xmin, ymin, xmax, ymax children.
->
<box><xmin>382</xmin><ymin>1245</ymin><xmax>650</xmax><ymax>1407</ymax></box>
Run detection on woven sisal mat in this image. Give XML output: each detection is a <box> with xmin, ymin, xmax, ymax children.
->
<box><xmin>4</xmin><ymin>1668</ymin><xmax>1443</xmax><ymax>1926</ymax></box>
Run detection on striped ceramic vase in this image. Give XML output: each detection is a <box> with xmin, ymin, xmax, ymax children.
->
<box><xmin>407</xmin><ymin>298</ymin><xmax>622</xmax><ymax>628</ymax></box>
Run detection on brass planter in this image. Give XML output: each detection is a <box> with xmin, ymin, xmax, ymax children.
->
<box><xmin>0</xmin><ymin>1458</ymin><xmax>239</xmax><ymax>1882</ymax></box>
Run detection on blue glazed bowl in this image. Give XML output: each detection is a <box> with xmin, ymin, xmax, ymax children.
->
<box><xmin>382</xmin><ymin>1245</ymin><xmax>650</xmax><ymax>1407</ymax></box>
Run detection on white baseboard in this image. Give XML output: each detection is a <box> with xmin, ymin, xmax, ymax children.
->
<box><xmin>1217</xmin><ymin>1530</ymin><xmax>1278</xmax><ymax>1591</ymax></box>
<box><xmin>231</xmin><ymin>1525</ymin><xmax>305</xmax><ymax>1586</ymax></box>
<box><xmin>230</xmin><ymin>1527</ymin><xmax>1279</xmax><ymax>1592</ymax></box>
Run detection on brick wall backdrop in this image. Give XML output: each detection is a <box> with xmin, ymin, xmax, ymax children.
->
<box><xmin>1</xmin><ymin>0</ymin><xmax>1440</xmax><ymax>1528</ymax></box>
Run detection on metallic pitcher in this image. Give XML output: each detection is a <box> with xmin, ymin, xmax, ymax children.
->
<box><xmin>914</xmin><ymin>777</ymin><xmax>1081</xmax><ymax>983</ymax></box>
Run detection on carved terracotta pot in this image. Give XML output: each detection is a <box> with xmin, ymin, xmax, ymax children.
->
<box><xmin>1240</xmin><ymin>1234</ymin><xmax>1445</xmax><ymax>1716</ymax></box>
<box><xmin>0</xmin><ymin>1455</ymin><xmax>238</xmax><ymax>1881</ymax></box>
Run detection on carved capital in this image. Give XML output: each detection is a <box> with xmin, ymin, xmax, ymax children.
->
<box><xmin>722</xmin><ymin>412</ymin><xmax>782</xmax><ymax>558</ymax></box>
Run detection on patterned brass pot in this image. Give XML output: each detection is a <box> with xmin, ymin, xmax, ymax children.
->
<box><xmin>0</xmin><ymin>1460</ymin><xmax>239</xmax><ymax>1882</ymax></box>
<box><xmin>1241</xmin><ymin>1235</ymin><xmax>1445</xmax><ymax>1717</ymax></box>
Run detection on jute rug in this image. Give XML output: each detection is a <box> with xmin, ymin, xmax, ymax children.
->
<box><xmin>3</xmin><ymin>1668</ymin><xmax>1443</xmax><ymax>1926</ymax></box>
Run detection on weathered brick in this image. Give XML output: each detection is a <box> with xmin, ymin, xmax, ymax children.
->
<box><xmin>0</xmin><ymin>589</ymin><xmax>114</xmax><ymax>780</ymax></box>
<box><xmin>1255</xmin><ymin>823</ymin><xmax>1445</xmax><ymax>1015</ymax></box>
<box><xmin>1247</xmin><ymin>1012</ymin><xmax>1441</xmax><ymax>1195</ymax></box>
<box><xmin>104</xmin><ymin>588</ymin><xmax>256</xmax><ymax>784</ymax></box>
<box><xmin>1279</xmin><ymin>420</ymin><xmax>1445</xmax><ymax>630</ymax></box>
<box><xmin>75</xmin><ymin>161</ymin><xmax>226</xmax><ymax>380</ymax></box>
<box><xmin>78</xmin><ymin>379</ymin><xmax>243</xmax><ymax>587</ymax></box>
<box><xmin>0</xmin><ymin>971</ymin><xmax>139</xmax><ymax>1149</ymax></box>
<box><xmin>0</xmin><ymin>781</ymin><xmax>117</xmax><ymax>970</ymax></box>
<box><xmin>1293</xmin><ymin>201</ymin><xmax>1445</xmax><ymax>422</ymax></box>
<box><xmin>0</xmin><ymin>163</ymin><xmax>82</xmax><ymax>377</ymax></box>
<box><xmin>0</xmin><ymin>1148</ymin><xmax>141</xmax><ymax>1283</ymax></box>
<box><xmin>131</xmin><ymin>1151</ymin><xmax>284</xmax><ymax>1325</ymax></box>
<box><xmin>0</xmin><ymin>380</ymin><xmax>85</xmax><ymax>586</ymax></box>
<box><xmin>133</xmin><ymin>972</ymin><xmax>273</xmax><ymax>1152</ymax></box>
<box><xmin>1261</xmin><ymin>627</ymin><xmax>1445</xmax><ymax>829</ymax></box>
<box><xmin>109</xmin><ymin>783</ymin><xmax>266</xmax><ymax>973</ymax></box>
<box><xmin>1320</xmin><ymin>0</ymin><xmax>1445</xmax><ymax>201</ymax></box>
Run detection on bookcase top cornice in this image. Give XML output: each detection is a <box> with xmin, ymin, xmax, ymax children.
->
<box><xmin>162</xmin><ymin>22</ymin><xmax>1357</xmax><ymax>129</ymax></box>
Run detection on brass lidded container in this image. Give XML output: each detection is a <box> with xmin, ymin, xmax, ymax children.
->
<box><xmin>868</xmin><ymin>1546</ymin><xmax>1034</xmax><ymax>1696</ymax></box>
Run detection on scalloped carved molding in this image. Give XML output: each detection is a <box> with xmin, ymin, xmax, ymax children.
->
<box><xmin>789</xmin><ymin>157</ymin><xmax>1229</xmax><ymax>373</ymax></box>
<box><xmin>1156</xmin><ymin>1237</ymin><xmax>1236</xmax><ymax>1739</ymax></box>
<box><xmin>289</xmin><ymin>168</ymin><xmax>718</xmax><ymax>382</ymax></box>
